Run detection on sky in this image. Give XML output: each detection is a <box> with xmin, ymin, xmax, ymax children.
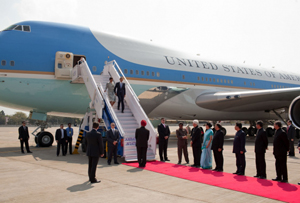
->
<box><xmin>0</xmin><ymin>0</ymin><xmax>300</xmax><ymax>115</ymax></box>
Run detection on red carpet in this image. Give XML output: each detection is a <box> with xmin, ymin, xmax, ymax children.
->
<box><xmin>123</xmin><ymin>161</ymin><xmax>300</xmax><ymax>202</ymax></box>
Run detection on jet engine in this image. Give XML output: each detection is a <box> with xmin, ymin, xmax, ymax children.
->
<box><xmin>289</xmin><ymin>96</ymin><xmax>300</xmax><ymax>129</ymax></box>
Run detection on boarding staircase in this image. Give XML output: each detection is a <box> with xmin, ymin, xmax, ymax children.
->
<box><xmin>71</xmin><ymin>59</ymin><xmax>156</xmax><ymax>161</ymax></box>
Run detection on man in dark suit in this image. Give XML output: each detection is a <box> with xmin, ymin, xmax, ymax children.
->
<box><xmin>176</xmin><ymin>122</ymin><xmax>189</xmax><ymax>165</ymax></box>
<box><xmin>114</xmin><ymin>77</ymin><xmax>126</xmax><ymax>113</ymax></box>
<box><xmin>287</xmin><ymin>120</ymin><xmax>295</xmax><ymax>156</ymax></box>
<box><xmin>233</xmin><ymin>122</ymin><xmax>246</xmax><ymax>175</ymax></box>
<box><xmin>212</xmin><ymin>123</ymin><xmax>224</xmax><ymax>172</ymax></box>
<box><xmin>158</xmin><ymin>118</ymin><xmax>171</xmax><ymax>161</ymax></box>
<box><xmin>272</xmin><ymin>121</ymin><xmax>289</xmax><ymax>183</ymax></box>
<box><xmin>84</xmin><ymin>122</ymin><xmax>104</xmax><ymax>183</ymax></box>
<box><xmin>107</xmin><ymin>123</ymin><xmax>120</xmax><ymax>165</ymax></box>
<box><xmin>190</xmin><ymin>120</ymin><xmax>202</xmax><ymax>167</ymax></box>
<box><xmin>18</xmin><ymin>121</ymin><xmax>32</xmax><ymax>154</ymax></box>
<box><xmin>55</xmin><ymin>124</ymin><xmax>68</xmax><ymax>156</ymax></box>
<box><xmin>135</xmin><ymin>120</ymin><xmax>150</xmax><ymax>167</ymax></box>
<box><xmin>254</xmin><ymin>120</ymin><xmax>268</xmax><ymax>179</ymax></box>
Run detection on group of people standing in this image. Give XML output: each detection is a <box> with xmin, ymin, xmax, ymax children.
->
<box><xmin>158</xmin><ymin>118</ymin><xmax>224</xmax><ymax>170</ymax></box>
<box><xmin>17</xmin><ymin>116</ymin><xmax>299</xmax><ymax>185</ymax></box>
<box><xmin>159</xmin><ymin>118</ymin><xmax>297</xmax><ymax>184</ymax></box>
<box><xmin>55</xmin><ymin>123</ymin><xmax>74</xmax><ymax>156</ymax></box>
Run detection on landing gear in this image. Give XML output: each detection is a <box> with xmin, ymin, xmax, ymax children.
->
<box><xmin>248</xmin><ymin>126</ymin><xmax>256</xmax><ymax>137</ymax></box>
<box><xmin>32</xmin><ymin>121</ymin><xmax>54</xmax><ymax>147</ymax></box>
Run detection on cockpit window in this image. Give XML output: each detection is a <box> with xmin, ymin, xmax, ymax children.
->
<box><xmin>2</xmin><ymin>24</ymin><xmax>31</xmax><ymax>32</ymax></box>
<box><xmin>23</xmin><ymin>25</ymin><xmax>30</xmax><ymax>32</ymax></box>
<box><xmin>14</xmin><ymin>25</ymin><xmax>22</xmax><ymax>31</ymax></box>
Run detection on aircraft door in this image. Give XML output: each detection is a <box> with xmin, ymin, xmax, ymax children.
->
<box><xmin>55</xmin><ymin>51</ymin><xmax>73</xmax><ymax>79</ymax></box>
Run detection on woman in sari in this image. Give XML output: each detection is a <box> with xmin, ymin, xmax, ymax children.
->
<box><xmin>200</xmin><ymin>122</ymin><xmax>214</xmax><ymax>169</ymax></box>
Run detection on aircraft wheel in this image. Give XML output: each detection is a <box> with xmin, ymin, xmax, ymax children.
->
<box><xmin>81</xmin><ymin>137</ymin><xmax>87</xmax><ymax>152</ymax></box>
<box><xmin>37</xmin><ymin>131</ymin><xmax>54</xmax><ymax>147</ymax></box>
<box><xmin>248</xmin><ymin>126</ymin><xmax>256</xmax><ymax>137</ymax></box>
<box><xmin>242</xmin><ymin>127</ymin><xmax>248</xmax><ymax>135</ymax></box>
<box><xmin>220</xmin><ymin>127</ymin><xmax>227</xmax><ymax>136</ymax></box>
<box><xmin>266</xmin><ymin>127</ymin><xmax>274</xmax><ymax>137</ymax></box>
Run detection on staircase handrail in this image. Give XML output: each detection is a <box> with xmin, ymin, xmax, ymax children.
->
<box><xmin>78</xmin><ymin>59</ymin><xmax>104</xmax><ymax>118</ymax></box>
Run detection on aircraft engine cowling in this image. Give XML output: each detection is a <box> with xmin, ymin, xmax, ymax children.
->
<box><xmin>289</xmin><ymin>96</ymin><xmax>300</xmax><ymax>129</ymax></box>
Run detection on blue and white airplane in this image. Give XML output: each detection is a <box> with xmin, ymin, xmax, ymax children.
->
<box><xmin>1</xmin><ymin>21</ymin><xmax>300</xmax><ymax>137</ymax></box>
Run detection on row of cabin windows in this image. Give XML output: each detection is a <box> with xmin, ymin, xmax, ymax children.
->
<box><xmin>196</xmin><ymin>76</ymin><xmax>234</xmax><ymax>84</ymax></box>
<box><xmin>271</xmin><ymin>84</ymin><xmax>291</xmax><ymax>89</ymax></box>
<box><xmin>1</xmin><ymin>60</ymin><xmax>15</xmax><ymax>66</ymax></box>
<box><xmin>124</xmin><ymin>69</ymin><xmax>160</xmax><ymax>77</ymax></box>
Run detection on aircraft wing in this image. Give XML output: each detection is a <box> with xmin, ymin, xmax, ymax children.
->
<box><xmin>195</xmin><ymin>87</ymin><xmax>300</xmax><ymax>112</ymax></box>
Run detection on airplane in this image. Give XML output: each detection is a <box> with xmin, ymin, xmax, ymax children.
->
<box><xmin>1</xmin><ymin>21</ymin><xmax>300</xmax><ymax>153</ymax></box>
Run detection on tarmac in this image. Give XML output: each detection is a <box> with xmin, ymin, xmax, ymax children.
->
<box><xmin>0</xmin><ymin>125</ymin><xmax>299</xmax><ymax>203</ymax></box>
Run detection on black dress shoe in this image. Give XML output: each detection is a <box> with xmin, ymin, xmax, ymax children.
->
<box><xmin>298</xmin><ymin>182</ymin><xmax>300</xmax><ymax>185</ymax></box>
<box><xmin>165</xmin><ymin>159</ymin><xmax>170</xmax><ymax>161</ymax></box>
<box><xmin>259</xmin><ymin>176</ymin><xmax>266</xmax><ymax>179</ymax></box>
<box><xmin>107</xmin><ymin>162</ymin><xmax>111</xmax><ymax>165</ymax></box>
<box><xmin>21</xmin><ymin>151</ymin><xmax>25</xmax><ymax>154</ymax></box>
<box><xmin>114</xmin><ymin>162</ymin><xmax>119</xmax><ymax>164</ymax></box>
<box><xmin>217</xmin><ymin>169</ymin><xmax>223</xmax><ymax>172</ymax></box>
<box><xmin>272</xmin><ymin>178</ymin><xmax>281</xmax><ymax>181</ymax></box>
<box><xmin>160</xmin><ymin>159</ymin><xmax>165</xmax><ymax>162</ymax></box>
<box><xmin>254</xmin><ymin>175</ymin><xmax>260</xmax><ymax>178</ymax></box>
<box><xmin>91</xmin><ymin>180</ymin><xmax>101</xmax><ymax>184</ymax></box>
<box><xmin>233</xmin><ymin>172</ymin><xmax>239</xmax><ymax>174</ymax></box>
<box><xmin>237</xmin><ymin>173</ymin><xmax>244</xmax><ymax>176</ymax></box>
<box><xmin>177</xmin><ymin>162</ymin><xmax>181</xmax><ymax>164</ymax></box>
<box><xmin>27</xmin><ymin>151</ymin><xmax>32</xmax><ymax>153</ymax></box>
<box><xmin>281</xmin><ymin>180</ymin><xmax>288</xmax><ymax>183</ymax></box>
